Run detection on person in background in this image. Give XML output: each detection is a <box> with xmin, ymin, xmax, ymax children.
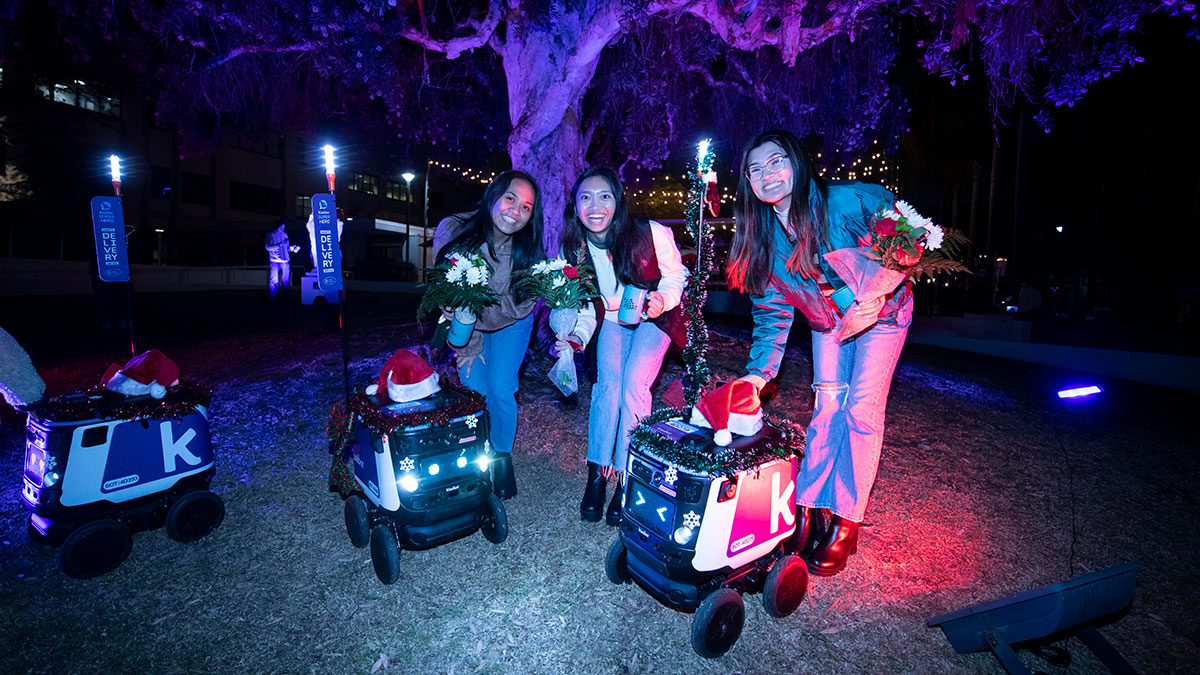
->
<box><xmin>265</xmin><ymin>224</ymin><xmax>300</xmax><ymax>298</ymax></box>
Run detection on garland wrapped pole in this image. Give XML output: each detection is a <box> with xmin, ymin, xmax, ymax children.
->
<box><xmin>681</xmin><ymin>139</ymin><xmax>718</xmax><ymax>408</ymax></box>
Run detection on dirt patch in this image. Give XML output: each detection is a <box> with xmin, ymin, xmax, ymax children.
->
<box><xmin>2</xmin><ymin>304</ymin><xmax>1198</xmax><ymax>674</ymax></box>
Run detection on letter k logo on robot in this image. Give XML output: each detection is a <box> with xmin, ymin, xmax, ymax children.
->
<box><xmin>161</xmin><ymin>422</ymin><xmax>202</xmax><ymax>473</ymax></box>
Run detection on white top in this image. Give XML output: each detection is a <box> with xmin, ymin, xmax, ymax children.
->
<box><xmin>573</xmin><ymin>220</ymin><xmax>687</xmax><ymax>346</ymax></box>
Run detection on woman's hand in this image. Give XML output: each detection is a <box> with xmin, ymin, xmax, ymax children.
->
<box><xmin>737</xmin><ymin>373</ymin><xmax>768</xmax><ymax>392</ymax></box>
<box><xmin>553</xmin><ymin>332</ymin><xmax>579</xmax><ymax>356</ymax></box>
<box><xmin>644</xmin><ymin>291</ymin><xmax>666</xmax><ymax>319</ymax></box>
<box><xmin>852</xmin><ymin>295</ymin><xmax>886</xmax><ymax>319</ymax></box>
<box><xmin>440</xmin><ymin>306</ymin><xmax>455</xmax><ymax>321</ymax></box>
<box><xmin>456</xmin><ymin>352</ymin><xmax>485</xmax><ymax>379</ymax></box>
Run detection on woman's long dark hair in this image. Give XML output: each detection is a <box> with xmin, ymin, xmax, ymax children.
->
<box><xmin>562</xmin><ymin>166</ymin><xmax>644</xmax><ymax>286</ymax></box>
<box><xmin>726</xmin><ymin>130</ymin><xmax>829</xmax><ymax>295</ymax></box>
<box><xmin>435</xmin><ymin>170</ymin><xmax>546</xmax><ymax>287</ymax></box>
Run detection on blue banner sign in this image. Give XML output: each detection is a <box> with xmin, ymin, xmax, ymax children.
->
<box><xmin>311</xmin><ymin>193</ymin><xmax>343</xmax><ymax>291</ymax></box>
<box><xmin>90</xmin><ymin>196</ymin><xmax>130</xmax><ymax>283</ymax></box>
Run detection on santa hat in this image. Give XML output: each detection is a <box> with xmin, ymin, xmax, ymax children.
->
<box><xmin>688</xmin><ymin>380</ymin><xmax>763</xmax><ymax>446</ymax></box>
<box><xmin>365</xmin><ymin>349</ymin><xmax>441</xmax><ymax>403</ymax></box>
<box><xmin>100</xmin><ymin>349</ymin><xmax>180</xmax><ymax>399</ymax></box>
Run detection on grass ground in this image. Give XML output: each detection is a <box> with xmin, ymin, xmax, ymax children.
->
<box><xmin>1</xmin><ymin>291</ymin><xmax>1197</xmax><ymax>674</ymax></box>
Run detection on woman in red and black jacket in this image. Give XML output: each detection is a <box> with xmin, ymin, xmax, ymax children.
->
<box><xmin>554</xmin><ymin>167</ymin><xmax>688</xmax><ymax>525</ymax></box>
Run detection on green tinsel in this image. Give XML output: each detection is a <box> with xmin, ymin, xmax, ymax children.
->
<box><xmin>681</xmin><ymin>141</ymin><xmax>717</xmax><ymax>408</ymax></box>
<box><xmin>326</xmin><ymin>378</ymin><xmax>486</xmax><ymax>456</ymax></box>
<box><xmin>628</xmin><ymin>408</ymin><xmax>805</xmax><ymax>478</ymax></box>
<box><xmin>38</xmin><ymin>382</ymin><xmax>214</xmax><ymax>423</ymax></box>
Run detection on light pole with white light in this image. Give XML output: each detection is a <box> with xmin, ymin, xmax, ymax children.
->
<box><xmin>401</xmin><ymin>171</ymin><xmax>415</xmax><ymax>277</ymax></box>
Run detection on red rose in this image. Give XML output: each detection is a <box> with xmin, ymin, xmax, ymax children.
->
<box><xmin>874</xmin><ymin>217</ymin><xmax>900</xmax><ymax>236</ymax></box>
<box><xmin>893</xmin><ymin>244</ymin><xmax>923</xmax><ymax>267</ymax></box>
<box><xmin>563</xmin><ymin>266</ymin><xmax>578</xmax><ymax>279</ymax></box>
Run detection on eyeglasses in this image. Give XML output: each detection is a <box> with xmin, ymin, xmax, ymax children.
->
<box><xmin>744</xmin><ymin>154</ymin><xmax>790</xmax><ymax>182</ymax></box>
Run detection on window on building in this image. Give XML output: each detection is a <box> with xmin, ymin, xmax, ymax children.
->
<box><xmin>384</xmin><ymin>180</ymin><xmax>403</xmax><ymax>201</ymax></box>
<box><xmin>296</xmin><ymin>194</ymin><xmax>312</xmax><ymax>218</ymax></box>
<box><xmin>34</xmin><ymin>77</ymin><xmax>121</xmax><ymax>117</ymax></box>
<box><xmin>231</xmin><ymin>136</ymin><xmax>281</xmax><ymax>158</ymax></box>
<box><xmin>348</xmin><ymin>172</ymin><xmax>379</xmax><ymax>196</ymax></box>
<box><xmin>150</xmin><ymin>166</ymin><xmax>172</xmax><ymax>200</ymax></box>
<box><xmin>229</xmin><ymin>180</ymin><xmax>282</xmax><ymax>215</ymax></box>
<box><xmin>181</xmin><ymin>171</ymin><xmax>214</xmax><ymax>206</ymax></box>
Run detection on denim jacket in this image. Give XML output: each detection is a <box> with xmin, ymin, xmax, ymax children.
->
<box><xmin>747</xmin><ymin>181</ymin><xmax>914</xmax><ymax>381</ymax></box>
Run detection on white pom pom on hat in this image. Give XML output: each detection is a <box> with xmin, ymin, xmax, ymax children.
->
<box><xmin>688</xmin><ymin>379</ymin><xmax>763</xmax><ymax>447</ymax></box>
<box><xmin>365</xmin><ymin>349</ymin><xmax>440</xmax><ymax>403</ymax></box>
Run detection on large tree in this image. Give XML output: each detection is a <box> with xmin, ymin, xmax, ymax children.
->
<box><xmin>6</xmin><ymin>0</ymin><xmax>1195</xmax><ymax>250</ymax></box>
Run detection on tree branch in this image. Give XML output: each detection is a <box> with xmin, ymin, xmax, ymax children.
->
<box><xmin>208</xmin><ymin>42</ymin><xmax>319</xmax><ymax>70</ymax></box>
<box><xmin>398</xmin><ymin>0</ymin><xmax>505</xmax><ymax>60</ymax></box>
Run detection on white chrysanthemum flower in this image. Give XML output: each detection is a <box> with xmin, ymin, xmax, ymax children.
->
<box><xmin>552</xmin><ymin>276</ymin><xmax>566</xmax><ymax>288</ymax></box>
<box><xmin>446</xmin><ymin>266</ymin><xmax>464</xmax><ymax>283</ymax></box>
<box><xmin>547</xmin><ymin>258</ymin><xmax>568</xmax><ymax>271</ymax></box>
<box><xmin>465</xmin><ymin>266</ymin><xmax>485</xmax><ymax>286</ymax></box>
<box><xmin>894</xmin><ymin>200</ymin><xmax>931</xmax><ymax>229</ymax></box>
<box><xmin>532</xmin><ymin>261</ymin><xmax>549</xmax><ymax>274</ymax></box>
<box><xmin>924</xmin><ymin>224</ymin><xmax>945</xmax><ymax>250</ymax></box>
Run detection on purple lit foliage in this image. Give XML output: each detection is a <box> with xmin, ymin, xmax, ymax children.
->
<box><xmin>9</xmin><ymin>0</ymin><xmax>1197</xmax><ymax>247</ymax></box>
<box><xmin>909</xmin><ymin>0</ymin><xmax>1197</xmax><ymax>129</ymax></box>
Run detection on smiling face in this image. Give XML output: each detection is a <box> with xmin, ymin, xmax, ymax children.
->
<box><xmin>575</xmin><ymin>175</ymin><xmax>617</xmax><ymax>237</ymax></box>
<box><xmin>490</xmin><ymin>177</ymin><xmax>536</xmax><ymax>236</ymax></box>
<box><xmin>745</xmin><ymin>141</ymin><xmax>794</xmax><ymax>206</ymax></box>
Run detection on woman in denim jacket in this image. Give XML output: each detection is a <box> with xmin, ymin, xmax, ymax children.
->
<box><xmin>728</xmin><ymin>130</ymin><xmax>912</xmax><ymax>576</ymax></box>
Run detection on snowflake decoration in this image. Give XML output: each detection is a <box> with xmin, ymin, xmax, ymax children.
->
<box><xmin>465</xmin><ymin>415</ymin><xmax>478</xmax><ymax>429</ymax></box>
<box><xmin>398</xmin><ymin>456</ymin><xmax>415</xmax><ymax>472</ymax></box>
<box><xmin>683</xmin><ymin>511</ymin><xmax>701</xmax><ymax>529</ymax></box>
<box><xmin>44</xmin><ymin>455</ymin><xmax>57</xmax><ymax>472</ymax></box>
<box><xmin>664</xmin><ymin>465</ymin><xmax>678</xmax><ymax>485</ymax></box>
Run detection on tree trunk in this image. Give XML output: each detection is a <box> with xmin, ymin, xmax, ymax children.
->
<box><xmin>507</xmin><ymin>102</ymin><xmax>589</xmax><ymax>256</ymax></box>
<box><xmin>495</xmin><ymin>8</ymin><xmax>620</xmax><ymax>256</ymax></box>
<box><xmin>968</xmin><ymin>160</ymin><xmax>979</xmax><ymax>262</ymax></box>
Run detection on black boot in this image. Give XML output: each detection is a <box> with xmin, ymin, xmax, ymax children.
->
<box><xmin>806</xmin><ymin>515</ymin><xmax>859</xmax><ymax>576</ymax></box>
<box><xmin>492</xmin><ymin>454</ymin><xmax>517</xmax><ymax>500</ymax></box>
<box><xmin>784</xmin><ymin>506</ymin><xmax>825</xmax><ymax>556</ymax></box>
<box><xmin>580</xmin><ymin>462</ymin><xmax>606</xmax><ymax>522</ymax></box>
<box><xmin>605</xmin><ymin>473</ymin><xmax>625</xmax><ymax>526</ymax></box>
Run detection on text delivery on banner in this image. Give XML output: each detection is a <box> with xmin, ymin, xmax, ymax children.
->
<box><xmin>312</xmin><ymin>193</ymin><xmax>343</xmax><ymax>292</ymax></box>
<box><xmin>90</xmin><ymin>196</ymin><xmax>131</xmax><ymax>283</ymax></box>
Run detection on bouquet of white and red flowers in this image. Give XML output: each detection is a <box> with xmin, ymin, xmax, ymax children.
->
<box><xmin>418</xmin><ymin>251</ymin><xmax>500</xmax><ymax>348</ymax></box>
<box><xmin>514</xmin><ymin>257</ymin><xmax>598</xmax><ymax>395</ymax></box>
<box><xmin>823</xmin><ymin>200</ymin><xmax>967</xmax><ymax>340</ymax></box>
<box><xmin>866</xmin><ymin>200</ymin><xmax>967</xmax><ymax>278</ymax></box>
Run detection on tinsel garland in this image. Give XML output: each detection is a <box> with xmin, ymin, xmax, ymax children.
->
<box><xmin>38</xmin><ymin>382</ymin><xmax>214</xmax><ymax>422</ymax></box>
<box><xmin>326</xmin><ymin>377</ymin><xmax>486</xmax><ymax>456</ymax></box>
<box><xmin>629</xmin><ymin>408</ymin><xmax>806</xmax><ymax>478</ymax></box>
<box><xmin>681</xmin><ymin>141</ymin><xmax>717</xmax><ymax>408</ymax></box>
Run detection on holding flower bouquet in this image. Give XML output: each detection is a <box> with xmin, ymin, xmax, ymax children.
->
<box><xmin>418</xmin><ymin>251</ymin><xmax>500</xmax><ymax>348</ymax></box>
<box><xmin>823</xmin><ymin>200</ymin><xmax>968</xmax><ymax>340</ymax></box>
<box><xmin>514</xmin><ymin>256</ymin><xmax>598</xmax><ymax>396</ymax></box>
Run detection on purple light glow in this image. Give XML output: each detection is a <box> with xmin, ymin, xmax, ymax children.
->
<box><xmin>1057</xmin><ymin>385</ymin><xmax>1103</xmax><ymax>399</ymax></box>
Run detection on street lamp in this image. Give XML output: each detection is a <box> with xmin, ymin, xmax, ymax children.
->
<box><xmin>401</xmin><ymin>171</ymin><xmax>415</xmax><ymax>274</ymax></box>
<box><xmin>109</xmin><ymin>155</ymin><xmax>122</xmax><ymax>196</ymax></box>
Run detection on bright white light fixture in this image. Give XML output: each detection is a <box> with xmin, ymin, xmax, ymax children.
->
<box><xmin>323</xmin><ymin>145</ymin><xmax>335</xmax><ymax>173</ymax></box>
<box><xmin>109</xmin><ymin>155</ymin><xmax>121</xmax><ymax>181</ymax></box>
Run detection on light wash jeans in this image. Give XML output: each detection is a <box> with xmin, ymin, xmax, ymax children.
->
<box><xmin>588</xmin><ymin>319</ymin><xmax>671</xmax><ymax>471</ymax></box>
<box><xmin>462</xmin><ymin>313</ymin><xmax>536</xmax><ymax>455</ymax></box>
<box><xmin>797</xmin><ymin>322</ymin><xmax>908</xmax><ymax>522</ymax></box>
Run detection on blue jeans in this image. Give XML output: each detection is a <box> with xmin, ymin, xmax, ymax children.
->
<box><xmin>797</xmin><ymin>323</ymin><xmax>908</xmax><ymax>522</ymax></box>
<box><xmin>268</xmin><ymin>262</ymin><xmax>291</xmax><ymax>297</ymax></box>
<box><xmin>462</xmin><ymin>313</ymin><xmax>535</xmax><ymax>455</ymax></box>
<box><xmin>588</xmin><ymin>320</ymin><xmax>671</xmax><ymax>471</ymax></box>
